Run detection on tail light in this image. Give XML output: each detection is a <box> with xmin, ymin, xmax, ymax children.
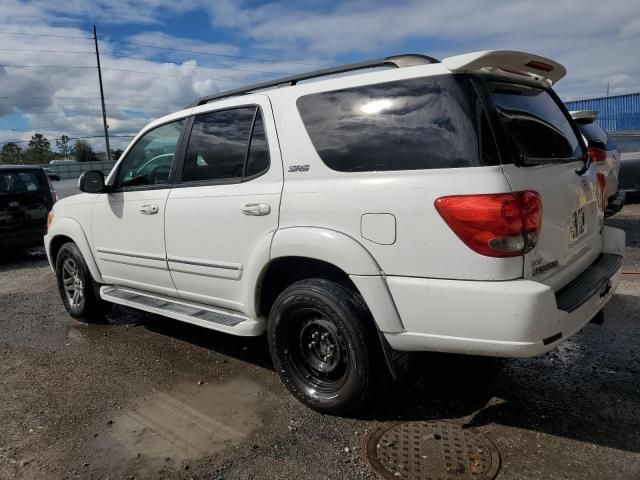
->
<box><xmin>588</xmin><ymin>144</ymin><xmax>606</xmax><ymax>164</ymax></box>
<box><xmin>596</xmin><ymin>173</ymin><xmax>607</xmax><ymax>210</ymax></box>
<box><xmin>435</xmin><ymin>191</ymin><xmax>542</xmax><ymax>258</ymax></box>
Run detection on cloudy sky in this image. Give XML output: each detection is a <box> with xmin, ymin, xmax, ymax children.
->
<box><xmin>1</xmin><ymin>0</ymin><xmax>639</xmax><ymax>152</ymax></box>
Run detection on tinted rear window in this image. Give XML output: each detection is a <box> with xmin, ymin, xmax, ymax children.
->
<box><xmin>0</xmin><ymin>171</ymin><xmax>45</xmax><ymax>195</ymax></box>
<box><xmin>297</xmin><ymin>75</ymin><xmax>484</xmax><ymax>172</ymax></box>
<box><xmin>576</xmin><ymin>120</ymin><xmax>609</xmax><ymax>147</ymax></box>
<box><xmin>490</xmin><ymin>82</ymin><xmax>582</xmax><ymax>162</ymax></box>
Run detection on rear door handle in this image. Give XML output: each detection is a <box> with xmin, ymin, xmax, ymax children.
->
<box><xmin>139</xmin><ymin>204</ymin><xmax>159</xmax><ymax>215</ymax></box>
<box><xmin>241</xmin><ymin>203</ymin><xmax>271</xmax><ymax>216</ymax></box>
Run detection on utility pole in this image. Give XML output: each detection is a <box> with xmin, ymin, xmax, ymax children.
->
<box><xmin>606</xmin><ymin>81</ymin><xmax>610</xmax><ymax>97</ymax></box>
<box><xmin>93</xmin><ymin>25</ymin><xmax>112</xmax><ymax>162</ymax></box>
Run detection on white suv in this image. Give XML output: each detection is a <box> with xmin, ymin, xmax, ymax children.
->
<box><xmin>46</xmin><ymin>50</ymin><xmax>625</xmax><ymax>414</ymax></box>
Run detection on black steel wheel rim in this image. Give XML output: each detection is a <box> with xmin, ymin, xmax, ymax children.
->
<box><xmin>285</xmin><ymin>307</ymin><xmax>349</xmax><ymax>393</ymax></box>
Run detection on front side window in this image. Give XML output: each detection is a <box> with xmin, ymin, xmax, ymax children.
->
<box><xmin>182</xmin><ymin>106</ymin><xmax>267</xmax><ymax>183</ymax></box>
<box><xmin>115</xmin><ymin>119</ymin><xmax>185</xmax><ymax>188</ymax></box>
<box><xmin>489</xmin><ymin>82</ymin><xmax>582</xmax><ymax>163</ymax></box>
<box><xmin>296</xmin><ymin>75</ymin><xmax>482</xmax><ymax>172</ymax></box>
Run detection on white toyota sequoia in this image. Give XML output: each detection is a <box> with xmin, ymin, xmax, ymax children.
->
<box><xmin>46</xmin><ymin>50</ymin><xmax>625</xmax><ymax>413</ymax></box>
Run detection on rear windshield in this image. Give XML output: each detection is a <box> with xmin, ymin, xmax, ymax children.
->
<box><xmin>575</xmin><ymin>120</ymin><xmax>609</xmax><ymax>147</ymax></box>
<box><xmin>0</xmin><ymin>171</ymin><xmax>45</xmax><ymax>195</ymax></box>
<box><xmin>296</xmin><ymin>75</ymin><xmax>489</xmax><ymax>172</ymax></box>
<box><xmin>489</xmin><ymin>81</ymin><xmax>583</xmax><ymax>164</ymax></box>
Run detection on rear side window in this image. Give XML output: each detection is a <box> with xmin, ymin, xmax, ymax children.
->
<box><xmin>0</xmin><ymin>171</ymin><xmax>44</xmax><ymax>194</ymax></box>
<box><xmin>297</xmin><ymin>75</ymin><xmax>483</xmax><ymax>172</ymax></box>
<box><xmin>245</xmin><ymin>113</ymin><xmax>269</xmax><ymax>177</ymax></box>
<box><xmin>182</xmin><ymin>106</ymin><xmax>270</xmax><ymax>183</ymax></box>
<box><xmin>489</xmin><ymin>82</ymin><xmax>582</xmax><ymax>162</ymax></box>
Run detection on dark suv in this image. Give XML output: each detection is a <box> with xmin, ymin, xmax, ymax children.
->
<box><xmin>0</xmin><ymin>165</ymin><xmax>57</xmax><ymax>249</ymax></box>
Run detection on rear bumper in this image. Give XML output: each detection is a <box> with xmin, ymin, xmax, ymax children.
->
<box><xmin>0</xmin><ymin>229</ymin><xmax>45</xmax><ymax>249</ymax></box>
<box><xmin>384</xmin><ymin>227</ymin><xmax>626</xmax><ymax>358</ymax></box>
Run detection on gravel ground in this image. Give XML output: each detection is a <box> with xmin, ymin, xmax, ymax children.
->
<box><xmin>0</xmin><ymin>204</ymin><xmax>639</xmax><ymax>480</ymax></box>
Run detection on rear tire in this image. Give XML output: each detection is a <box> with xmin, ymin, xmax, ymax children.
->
<box><xmin>55</xmin><ymin>242</ymin><xmax>110</xmax><ymax>322</ymax></box>
<box><xmin>267</xmin><ymin>278</ymin><xmax>385</xmax><ymax>415</ymax></box>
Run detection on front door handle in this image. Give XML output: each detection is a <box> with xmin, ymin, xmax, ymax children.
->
<box><xmin>139</xmin><ymin>204</ymin><xmax>159</xmax><ymax>215</ymax></box>
<box><xmin>241</xmin><ymin>203</ymin><xmax>271</xmax><ymax>216</ymax></box>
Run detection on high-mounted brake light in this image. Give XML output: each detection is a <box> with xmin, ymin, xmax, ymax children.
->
<box><xmin>435</xmin><ymin>191</ymin><xmax>542</xmax><ymax>258</ymax></box>
<box><xmin>525</xmin><ymin>60</ymin><xmax>554</xmax><ymax>72</ymax></box>
<box><xmin>596</xmin><ymin>173</ymin><xmax>607</xmax><ymax>210</ymax></box>
<box><xmin>588</xmin><ymin>144</ymin><xmax>606</xmax><ymax>163</ymax></box>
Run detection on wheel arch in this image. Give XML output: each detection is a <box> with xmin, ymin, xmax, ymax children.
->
<box><xmin>257</xmin><ymin>227</ymin><xmax>404</xmax><ymax>333</ymax></box>
<box><xmin>46</xmin><ymin>217</ymin><xmax>104</xmax><ymax>284</ymax></box>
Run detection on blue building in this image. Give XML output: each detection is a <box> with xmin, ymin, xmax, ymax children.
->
<box><xmin>565</xmin><ymin>93</ymin><xmax>640</xmax><ymax>132</ymax></box>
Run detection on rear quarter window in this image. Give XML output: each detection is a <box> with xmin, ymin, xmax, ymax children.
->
<box><xmin>489</xmin><ymin>81</ymin><xmax>583</xmax><ymax>163</ymax></box>
<box><xmin>296</xmin><ymin>75</ymin><xmax>484</xmax><ymax>172</ymax></box>
<box><xmin>576</xmin><ymin>121</ymin><xmax>609</xmax><ymax>148</ymax></box>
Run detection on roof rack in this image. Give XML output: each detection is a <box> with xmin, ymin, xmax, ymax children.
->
<box><xmin>189</xmin><ymin>54</ymin><xmax>439</xmax><ymax>107</ymax></box>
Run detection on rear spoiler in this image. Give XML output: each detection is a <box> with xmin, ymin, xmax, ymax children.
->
<box><xmin>442</xmin><ymin>50</ymin><xmax>567</xmax><ymax>85</ymax></box>
<box><xmin>569</xmin><ymin>110</ymin><xmax>598</xmax><ymax>121</ymax></box>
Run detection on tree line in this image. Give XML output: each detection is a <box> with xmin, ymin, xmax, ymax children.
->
<box><xmin>0</xmin><ymin>133</ymin><xmax>123</xmax><ymax>165</ymax></box>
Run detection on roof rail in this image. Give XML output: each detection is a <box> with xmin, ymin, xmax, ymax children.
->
<box><xmin>189</xmin><ymin>54</ymin><xmax>439</xmax><ymax>107</ymax></box>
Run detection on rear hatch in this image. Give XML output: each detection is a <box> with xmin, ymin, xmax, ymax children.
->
<box><xmin>483</xmin><ymin>79</ymin><xmax>604</xmax><ymax>290</ymax></box>
<box><xmin>0</xmin><ymin>168</ymin><xmax>52</xmax><ymax>237</ymax></box>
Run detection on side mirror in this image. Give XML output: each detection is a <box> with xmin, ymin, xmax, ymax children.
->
<box><xmin>79</xmin><ymin>170</ymin><xmax>106</xmax><ymax>193</ymax></box>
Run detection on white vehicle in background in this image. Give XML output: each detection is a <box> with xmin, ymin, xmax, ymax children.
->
<box><xmin>45</xmin><ymin>50</ymin><xmax>625</xmax><ymax>414</ymax></box>
<box><xmin>570</xmin><ymin>110</ymin><xmax>624</xmax><ymax>216</ymax></box>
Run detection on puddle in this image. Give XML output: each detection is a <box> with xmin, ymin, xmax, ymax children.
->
<box><xmin>95</xmin><ymin>377</ymin><xmax>273</xmax><ymax>469</ymax></box>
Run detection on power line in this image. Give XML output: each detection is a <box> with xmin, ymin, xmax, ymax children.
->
<box><xmin>0</xmin><ymin>31</ymin><xmax>91</xmax><ymax>39</ymax></box>
<box><xmin>105</xmin><ymin>39</ymin><xmax>331</xmax><ymax>67</ymax></box>
<box><xmin>0</xmin><ymin>47</ymin><xmax>295</xmax><ymax>75</ymax></box>
<box><xmin>0</xmin><ymin>30</ymin><xmax>330</xmax><ymax>68</ymax></box>
<box><xmin>0</xmin><ymin>48</ymin><xmax>94</xmax><ymax>54</ymax></box>
<box><xmin>0</xmin><ymin>64</ymin><xmax>95</xmax><ymax>69</ymax></box>
<box><xmin>2</xmin><ymin>134</ymin><xmax>136</xmax><ymax>145</ymax></box>
<box><xmin>0</xmin><ymin>63</ymin><xmax>247</xmax><ymax>81</ymax></box>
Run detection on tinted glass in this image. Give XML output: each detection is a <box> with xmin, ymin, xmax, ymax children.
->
<box><xmin>297</xmin><ymin>75</ymin><xmax>481</xmax><ymax>172</ymax></box>
<box><xmin>116</xmin><ymin>119</ymin><xmax>185</xmax><ymax>188</ymax></box>
<box><xmin>183</xmin><ymin>107</ymin><xmax>256</xmax><ymax>182</ymax></box>
<box><xmin>576</xmin><ymin>120</ymin><xmax>609</xmax><ymax>147</ymax></box>
<box><xmin>0</xmin><ymin>171</ymin><xmax>44</xmax><ymax>194</ymax></box>
<box><xmin>490</xmin><ymin>82</ymin><xmax>582</xmax><ymax>162</ymax></box>
<box><xmin>245</xmin><ymin>111</ymin><xmax>269</xmax><ymax>177</ymax></box>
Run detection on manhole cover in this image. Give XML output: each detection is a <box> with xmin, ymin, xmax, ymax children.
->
<box><xmin>365</xmin><ymin>421</ymin><xmax>500</xmax><ymax>480</ymax></box>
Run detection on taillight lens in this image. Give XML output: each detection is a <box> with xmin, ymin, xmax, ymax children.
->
<box><xmin>47</xmin><ymin>211</ymin><xmax>54</xmax><ymax>230</ymax></box>
<box><xmin>596</xmin><ymin>173</ymin><xmax>607</xmax><ymax>210</ymax></box>
<box><xmin>588</xmin><ymin>145</ymin><xmax>606</xmax><ymax>163</ymax></box>
<box><xmin>435</xmin><ymin>191</ymin><xmax>542</xmax><ymax>257</ymax></box>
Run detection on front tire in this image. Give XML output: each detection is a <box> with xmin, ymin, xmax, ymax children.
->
<box><xmin>267</xmin><ymin>278</ymin><xmax>384</xmax><ymax>415</ymax></box>
<box><xmin>55</xmin><ymin>242</ymin><xmax>110</xmax><ymax>322</ymax></box>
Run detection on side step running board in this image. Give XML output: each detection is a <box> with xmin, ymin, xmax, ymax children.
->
<box><xmin>100</xmin><ymin>286</ymin><xmax>264</xmax><ymax>336</ymax></box>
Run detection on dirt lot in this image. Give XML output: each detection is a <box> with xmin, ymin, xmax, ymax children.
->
<box><xmin>1</xmin><ymin>205</ymin><xmax>639</xmax><ymax>480</ymax></box>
